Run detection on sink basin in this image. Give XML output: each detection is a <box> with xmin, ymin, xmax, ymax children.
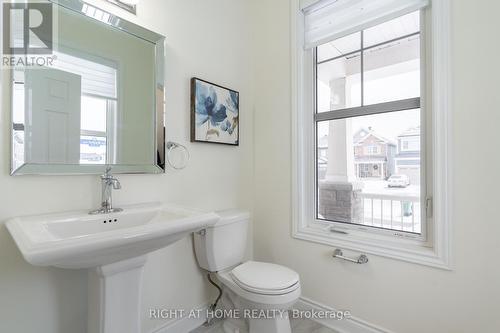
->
<box><xmin>6</xmin><ymin>202</ymin><xmax>219</xmax><ymax>333</ymax></box>
<box><xmin>6</xmin><ymin>202</ymin><xmax>218</xmax><ymax>269</ymax></box>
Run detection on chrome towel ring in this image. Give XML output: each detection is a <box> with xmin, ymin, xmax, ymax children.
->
<box><xmin>166</xmin><ymin>141</ymin><xmax>190</xmax><ymax>170</ymax></box>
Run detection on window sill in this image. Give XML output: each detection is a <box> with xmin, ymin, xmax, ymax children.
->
<box><xmin>293</xmin><ymin>222</ymin><xmax>451</xmax><ymax>270</ymax></box>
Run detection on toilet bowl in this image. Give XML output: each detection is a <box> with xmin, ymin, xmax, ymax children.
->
<box><xmin>194</xmin><ymin>211</ymin><xmax>301</xmax><ymax>333</ymax></box>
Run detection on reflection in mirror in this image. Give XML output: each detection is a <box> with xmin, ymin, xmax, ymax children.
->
<box><xmin>11</xmin><ymin>0</ymin><xmax>165</xmax><ymax>175</ymax></box>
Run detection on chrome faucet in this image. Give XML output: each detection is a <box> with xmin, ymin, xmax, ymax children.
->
<box><xmin>89</xmin><ymin>167</ymin><xmax>123</xmax><ymax>215</ymax></box>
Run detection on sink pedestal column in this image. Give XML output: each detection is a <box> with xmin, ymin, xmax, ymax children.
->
<box><xmin>88</xmin><ymin>255</ymin><xmax>148</xmax><ymax>333</ymax></box>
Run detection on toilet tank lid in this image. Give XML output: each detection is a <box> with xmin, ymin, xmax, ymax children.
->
<box><xmin>212</xmin><ymin>210</ymin><xmax>250</xmax><ymax>227</ymax></box>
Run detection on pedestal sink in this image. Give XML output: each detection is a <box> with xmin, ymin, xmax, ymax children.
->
<box><xmin>6</xmin><ymin>203</ymin><xmax>218</xmax><ymax>333</ymax></box>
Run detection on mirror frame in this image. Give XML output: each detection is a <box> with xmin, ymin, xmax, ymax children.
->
<box><xmin>10</xmin><ymin>0</ymin><xmax>166</xmax><ymax>175</ymax></box>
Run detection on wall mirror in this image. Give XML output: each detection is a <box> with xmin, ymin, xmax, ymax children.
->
<box><xmin>10</xmin><ymin>0</ymin><xmax>165</xmax><ymax>175</ymax></box>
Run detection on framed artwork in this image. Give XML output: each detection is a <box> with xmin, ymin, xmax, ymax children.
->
<box><xmin>191</xmin><ymin>77</ymin><xmax>239</xmax><ymax>146</ymax></box>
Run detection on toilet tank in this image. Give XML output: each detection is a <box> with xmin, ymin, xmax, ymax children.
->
<box><xmin>194</xmin><ymin>210</ymin><xmax>249</xmax><ymax>272</ymax></box>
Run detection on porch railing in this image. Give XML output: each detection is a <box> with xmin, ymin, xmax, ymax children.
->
<box><xmin>359</xmin><ymin>192</ymin><xmax>421</xmax><ymax>233</ymax></box>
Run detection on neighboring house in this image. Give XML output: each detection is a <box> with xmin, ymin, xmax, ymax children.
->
<box><xmin>353</xmin><ymin>127</ymin><xmax>396</xmax><ymax>180</ymax></box>
<box><xmin>394</xmin><ymin>126</ymin><xmax>421</xmax><ymax>184</ymax></box>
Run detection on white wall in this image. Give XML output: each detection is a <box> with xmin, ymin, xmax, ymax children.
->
<box><xmin>252</xmin><ymin>0</ymin><xmax>500</xmax><ymax>332</ymax></box>
<box><xmin>3</xmin><ymin>1</ymin><xmax>500</xmax><ymax>332</ymax></box>
<box><xmin>0</xmin><ymin>1</ymin><xmax>254</xmax><ymax>332</ymax></box>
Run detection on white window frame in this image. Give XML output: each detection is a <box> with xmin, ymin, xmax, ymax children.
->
<box><xmin>80</xmin><ymin>93</ymin><xmax>118</xmax><ymax>164</ymax></box>
<box><xmin>291</xmin><ymin>0</ymin><xmax>453</xmax><ymax>269</ymax></box>
<box><xmin>316</xmin><ymin>11</ymin><xmax>427</xmax><ymax>241</ymax></box>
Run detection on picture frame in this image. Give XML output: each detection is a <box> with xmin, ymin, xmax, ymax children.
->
<box><xmin>190</xmin><ymin>77</ymin><xmax>239</xmax><ymax>146</ymax></box>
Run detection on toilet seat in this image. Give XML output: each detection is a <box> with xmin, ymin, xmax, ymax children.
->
<box><xmin>217</xmin><ymin>266</ymin><xmax>301</xmax><ymax>307</ymax></box>
<box><xmin>230</xmin><ymin>261</ymin><xmax>300</xmax><ymax>295</ymax></box>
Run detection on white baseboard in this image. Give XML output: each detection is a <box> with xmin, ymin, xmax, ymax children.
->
<box><xmin>295</xmin><ymin>297</ymin><xmax>394</xmax><ymax>333</ymax></box>
<box><xmin>150</xmin><ymin>304</ymin><xmax>209</xmax><ymax>333</ymax></box>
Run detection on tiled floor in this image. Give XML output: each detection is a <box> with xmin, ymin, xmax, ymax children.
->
<box><xmin>290</xmin><ymin>318</ymin><xmax>338</xmax><ymax>333</ymax></box>
<box><xmin>191</xmin><ymin>318</ymin><xmax>337</xmax><ymax>333</ymax></box>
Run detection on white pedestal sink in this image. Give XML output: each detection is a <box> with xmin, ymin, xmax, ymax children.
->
<box><xmin>6</xmin><ymin>203</ymin><xmax>218</xmax><ymax>333</ymax></box>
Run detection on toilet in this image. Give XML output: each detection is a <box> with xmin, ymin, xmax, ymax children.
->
<box><xmin>194</xmin><ymin>210</ymin><xmax>301</xmax><ymax>333</ymax></box>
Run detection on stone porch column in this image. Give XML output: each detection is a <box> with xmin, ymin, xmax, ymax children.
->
<box><xmin>318</xmin><ymin>76</ymin><xmax>363</xmax><ymax>223</ymax></box>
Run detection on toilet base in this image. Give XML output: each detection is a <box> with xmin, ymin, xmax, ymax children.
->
<box><xmin>216</xmin><ymin>274</ymin><xmax>297</xmax><ymax>333</ymax></box>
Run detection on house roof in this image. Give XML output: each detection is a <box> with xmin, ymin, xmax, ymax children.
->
<box><xmin>398</xmin><ymin>126</ymin><xmax>421</xmax><ymax>137</ymax></box>
<box><xmin>353</xmin><ymin>127</ymin><xmax>396</xmax><ymax>146</ymax></box>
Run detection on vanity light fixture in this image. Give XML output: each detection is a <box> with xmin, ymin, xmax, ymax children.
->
<box><xmin>104</xmin><ymin>0</ymin><xmax>139</xmax><ymax>14</ymax></box>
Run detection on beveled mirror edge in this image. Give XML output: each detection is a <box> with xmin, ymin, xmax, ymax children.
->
<box><xmin>12</xmin><ymin>163</ymin><xmax>164</xmax><ymax>176</ymax></box>
<box><xmin>51</xmin><ymin>0</ymin><xmax>165</xmax><ymax>44</ymax></box>
<box><xmin>10</xmin><ymin>0</ymin><xmax>167</xmax><ymax>176</ymax></box>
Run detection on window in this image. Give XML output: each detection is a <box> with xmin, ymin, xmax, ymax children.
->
<box><xmin>400</xmin><ymin>135</ymin><xmax>420</xmax><ymax>151</ymax></box>
<box><xmin>316</xmin><ymin>11</ymin><xmax>423</xmax><ymax>235</ymax></box>
<box><xmin>51</xmin><ymin>51</ymin><xmax>118</xmax><ymax>165</ymax></box>
<box><xmin>12</xmin><ymin>80</ymin><xmax>25</xmax><ymax>170</ymax></box>
<box><xmin>366</xmin><ymin>145</ymin><xmax>379</xmax><ymax>155</ymax></box>
<box><xmin>293</xmin><ymin>0</ymin><xmax>452</xmax><ymax>268</ymax></box>
<box><xmin>80</xmin><ymin>95</ymin><xmax>113</xmax><ymax>164</ymax></box>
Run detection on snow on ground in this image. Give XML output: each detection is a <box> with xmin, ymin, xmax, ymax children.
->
<box><xmin>361</xmin><ymin>179</ymin><xmax>420</xmax><ymax>197</ymax></box>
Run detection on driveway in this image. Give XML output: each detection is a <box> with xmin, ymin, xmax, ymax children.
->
<box><xmin>361</xmin><ymin>179</ymin><xmax>420</xmax><ymax>197</ymax></box>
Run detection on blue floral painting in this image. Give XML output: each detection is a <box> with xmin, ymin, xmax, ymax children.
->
<box><xmin>191</xmin><ymin>78</ymin><xmax>239</xmax><ymax>145</ymax></box>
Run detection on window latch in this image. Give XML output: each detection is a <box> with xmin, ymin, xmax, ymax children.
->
<box><xmin>426</xmin><ymin>197</ymin><xmax>433</xmax><ymax>218</ymax></box>
<box><xmin>329</xmin><ymin>227</ymin><xmax>349</xmax><ymax>235</ymax></box>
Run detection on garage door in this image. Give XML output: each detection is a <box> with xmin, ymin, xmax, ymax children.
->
<box><xmin>397</xmin><ymin>167</ymin><xmax>420</xmax><ymax>185</ymax></box>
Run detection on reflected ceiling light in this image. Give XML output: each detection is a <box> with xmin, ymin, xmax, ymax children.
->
<box><xmin>82</xmin><ymin>3</ymin><xmax>112</xmax><ymax>23</ymax></box>
<box><xmin>104</xmin><ymin>0</ymin><xmax>139</xmax><ymax>15</ymax></box>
